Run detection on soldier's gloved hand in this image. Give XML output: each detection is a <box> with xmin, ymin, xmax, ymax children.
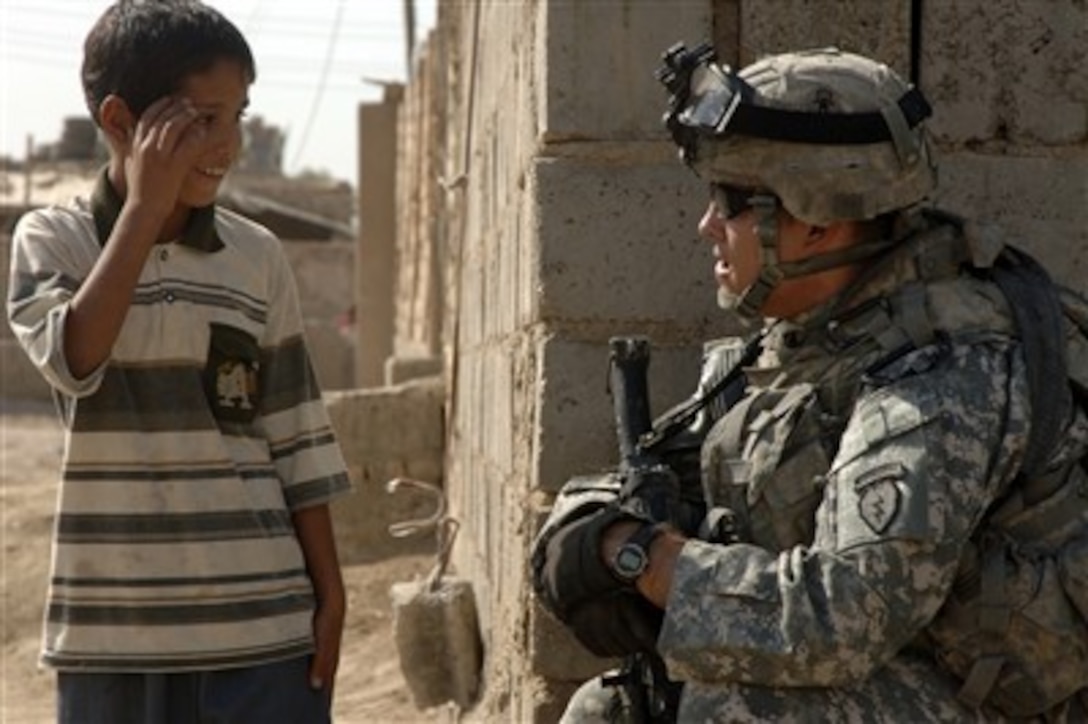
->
<box><xmin>532</xmin><ymin>504</ymin><xmax>662</xmax><ymax>656</ymax></box>
<box><xmin>619</xmin><ymin>463</ymin><xmax>681</xmax><ymax>524</ymax></box>
<box><xmin>565</xmin><ymin>590</ymin><xmax>663</xmax><ymax>657</ymax></box>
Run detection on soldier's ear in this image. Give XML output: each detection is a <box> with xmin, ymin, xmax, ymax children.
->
<box><xmin>805</xmin><ymin>225</ymin><xmax>828</xmax><ymax>245</ymax></box>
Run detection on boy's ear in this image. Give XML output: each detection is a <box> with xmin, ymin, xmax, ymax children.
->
<box><xmin>98</xmin><ymin>95</ymin><xmax>136</xmax><ymax>146</ymax></box>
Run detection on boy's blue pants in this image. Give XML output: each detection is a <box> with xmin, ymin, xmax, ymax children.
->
<box><xmin>57</xmin><ymin>655</ymin><xmax>331</xmax><ymax>724</ymax></box>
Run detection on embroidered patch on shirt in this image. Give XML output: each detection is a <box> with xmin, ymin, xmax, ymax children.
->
<box><xmin>205</xmin><ymin>323</ymin><xmax>261</xmax><ymax>423</ymax></box>
<box><xmin>856</xmin><ymin>462</ymin><xmax>906</xmax><ymax>534</ymax></box>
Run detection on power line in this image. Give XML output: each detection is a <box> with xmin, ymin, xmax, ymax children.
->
<box><xmin>288</xmin><ymin>0</ymin><xmax>346</xmax><ymax>172</ymax></box>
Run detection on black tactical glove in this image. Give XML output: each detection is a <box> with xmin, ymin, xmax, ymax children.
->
<box><xmin>623</xmin><ymin>463</ymin><xmax>714</xmax><ymax>540</ymax></box>
<box><xmin>565</xmin><ymin>589</ymin><xmax>663</xmax><ymax>658</ymax></box>
<box><xmin>532</xmin><ymin>504</ymin><xmax>662</xmax><ymax>657</ymax></box>
<box><xmin>619</xmin><ymin>463</ymin><xmax>681</xmax><ymax>525</ymax></box>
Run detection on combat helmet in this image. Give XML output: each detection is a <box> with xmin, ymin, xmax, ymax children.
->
<box><xmin>656</xmin><ymin>43</ymin><xmax>937</xmax><ymax>317</ymax></box>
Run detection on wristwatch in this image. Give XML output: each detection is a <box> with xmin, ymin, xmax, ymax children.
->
<box><xmin>609</xmin><ymin>522</ymin><xmax>662</xmax><ymax>583</ymax></box>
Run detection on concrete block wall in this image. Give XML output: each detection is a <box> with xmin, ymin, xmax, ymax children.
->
<box><xmin>323</xmin><ymin>377</ymin><xmax>445</xmax><ymax>565</ymax></box>
<box><xmin>387</xmin><ymin>0</ymin><xmax>1087</xmax><ymax>720</ymax></box>
<box><xmin>922</xmin><ymin>0</ymin><xmax>1088</xmax><ymax>286</ymax></box>
<box><xmin>435</xmin><ymin>3</ymin><xmax>544</xmax><ymax>718</ymax></box>
<box><xmin>394</xmin><ymin>28</ymin><xmax>446</xmax><ymax>366</ymax></box>
<box><xmin>724</xmin><ymin>0</ymin><xmax>912</xmax><ymax>70</ymax></box>
<box><xmin>411</xmin><ymin>2</ymin><xmax>724</xmax><ymax>721</ymax></box>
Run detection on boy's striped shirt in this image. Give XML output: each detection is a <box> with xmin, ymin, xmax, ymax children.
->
<box><xmin>7</xmin><ymin>170</ymin><xmax>352</xmax><ymax>671</ymax></box>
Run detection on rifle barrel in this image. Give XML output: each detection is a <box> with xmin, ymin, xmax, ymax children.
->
<box><xmin>609</xmin><ymin>336</ymin><xmax>655</xmax><ymax>469</ymax></box>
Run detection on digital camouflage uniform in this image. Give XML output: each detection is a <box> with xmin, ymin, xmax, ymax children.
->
<box><xmin>549</xmin><ymin>45</ymin><xmax>1088</xmax><ymax>723</ymax></box>
<box><xmin>563</xmin><ymin>213</ymin><xmax>1088</xmax><ymax>723</ymax></box>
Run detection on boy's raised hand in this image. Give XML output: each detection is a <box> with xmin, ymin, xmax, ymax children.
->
<box><xmin>124</xmin><ymin>95</ymin><xmax>208</xmax><ymax>223</ymax></box>
<box><xmin>62</xmin><ymin>94</ymin><xmax>212</xmax><ymax>379</ymax></box>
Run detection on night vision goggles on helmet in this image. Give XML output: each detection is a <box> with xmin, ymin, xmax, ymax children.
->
<box><xmin>656</xmin><ymin>43</ymin><xmax>937</xmax><ymax>226</ymax></box>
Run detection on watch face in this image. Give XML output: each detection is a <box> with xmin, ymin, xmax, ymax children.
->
<box><xmin>615</xmin><ymin>544</ymin><xmax>648</xmax><ymax>579</ymax></box>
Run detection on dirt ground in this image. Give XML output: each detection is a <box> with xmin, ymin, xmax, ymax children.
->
<box><xmin>0</xmin><ymin>399</ymin><xmax>451</xmax><ymax>723</ymax></box>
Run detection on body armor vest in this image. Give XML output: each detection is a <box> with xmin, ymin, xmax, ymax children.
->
<box><xmin>695</xmin><ymin>211</ymin><xmax>1088</xmax><ymax>716</ymax></box>
<box><xmin>700</xmin><ymin>212</ymin><xmax>1015</xmax><ymax>551</ymax></box>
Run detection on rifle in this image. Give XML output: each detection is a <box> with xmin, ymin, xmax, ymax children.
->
<box><xmin>605</xmin><ymin>332</ymin><xmax>764</xmax><ymax>719</ymax></box>
<box><xmin>605</xmin><ymin>336</ymin><xmax>682</xmax><ymax>722</ymax></box>
<box><xmin>609</xmin><ymin>337</ymin><xmax>655</xmax><ymax>469</ymax></box>
<box><xmin>608</xmin><ymin>337</ymin><xmax>675</xmax><ymax>519</ymax></box>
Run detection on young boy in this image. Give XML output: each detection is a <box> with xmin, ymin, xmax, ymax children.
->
<box><xmin>6</xmin><ymin>2</ymin><xmax>352</xmax><ymax>721</ymax></box>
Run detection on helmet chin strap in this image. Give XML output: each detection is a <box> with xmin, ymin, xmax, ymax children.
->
<box><xmin>723</xmin><ymin>194</ymin><xmax>783</xmax><ymax>320</ymax></box>
<box><xmin>719</xmin><ymin>194</ymin><xmax>895</xmax><ymax>320</ymax></box>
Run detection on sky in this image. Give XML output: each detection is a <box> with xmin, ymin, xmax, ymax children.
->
<box><xmin>0</xmin><ymin>0</ymin><xmax>437</xmax><ymax>186</ymax></box>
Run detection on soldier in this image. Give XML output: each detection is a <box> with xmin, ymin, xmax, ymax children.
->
<box><xmin>533</xmin><ymin>45</ymin><xmax>1088</xmax><ymax>722</ymax></box>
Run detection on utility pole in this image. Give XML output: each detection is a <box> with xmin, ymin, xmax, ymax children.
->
<box><xmin>403</xmin><ymin>0</ymin><xmax>416</xmax><ymax>77</ymax></box>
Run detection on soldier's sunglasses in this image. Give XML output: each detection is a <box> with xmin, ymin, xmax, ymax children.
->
<box><xmin>709</xmin><ymin>183</ymin><xmax>762</xmax><ymax>220</ymax></box>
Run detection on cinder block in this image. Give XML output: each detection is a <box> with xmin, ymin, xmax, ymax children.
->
<box><xmin>541</xmin><ymin>1</ymin><xmax>711</xmax><ymax>142</ymax></box>
<box><xmin>531</xmin><ymin>599</ymin><xmax>617</xmax><ymax>683</ymax></box>
<box><xmin>526</xmin><ymin>677</ymin><xmax>583</xmax><ymax>724</ymax></box>
<box><xmin>534</xmin><ymin>335</ymin><xmax>703</xmax><ymax>494</ymax></box>
<box><xmin>324</xmin><ymin>378</ymin><xmax>446</xmax><ymax>564</ymax></box>
<box><xmin>923</xmin><ymin>0</ymin><xmax>1088</xmax><ymax>146</ymax></box>
<box><xmin>740</xmin><ymin>0</ymin><xmax>910</xmax><ymax>71</ymax></box>
<box><xmin>933</xmin><ymin>151</ymin><xmax>1088</xmax><ymax>288</ymax></box>
<box><xmin>535</xmin><ymin>156</ymin><xmax>724</xmax><ymax>328</ymax></box>
<box><xmin>391</xmin><ymin>575</ymin><xmax>483</xmax><ymax>710</ymax></box>
<box><xmin>385</xmin><ymin>356</ymin><xmax>442</xmax><ymax>386</ymax></box>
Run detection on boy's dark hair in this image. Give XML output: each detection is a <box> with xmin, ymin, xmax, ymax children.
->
<box><xmin>82</xmin><ymin>0</ymin><xmax>256</xmax><ymax>124</ymax></box>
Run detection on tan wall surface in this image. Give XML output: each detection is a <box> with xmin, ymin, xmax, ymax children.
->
<box><xmin>414</xmin><ymin>2</ymin><xmax>720</xmax><ymax>720</ymax></box>
<box><xmin>394</xmin><ymin>29</ymin><xmax>446</xmax><ymax>364</ymax></box>
<box><xmin>922</xmin><ymin>0</ymin><xmax>1088</xmax><ymax>286</ymax></box>
<box><xmin>356</xmin><ymin>90</ymin><xmax>402</xmax><ymax>388</ymax></box>
<box><xmin>324</xmin><ymin>378</ymin><xmax>445</xmax><ymax>565</ymax></box>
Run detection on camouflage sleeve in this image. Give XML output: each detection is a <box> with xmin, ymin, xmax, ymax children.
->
<box><xmin>657</xmin><ymin>338</ymin><xmax>1031</xmax><ymax>687</ymax></box>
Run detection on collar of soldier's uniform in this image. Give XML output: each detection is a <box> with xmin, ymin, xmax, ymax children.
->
<box><xmin>784</xmin><ymin>212</ymin><xmax>960</xmax><ymax>349</ymax></box>
<box><xmin>836</xmin><ymin>211</ymin><xmax>968</xmax><ymax>309</ymax></box>
<box><xmin>90</xmin><ymin>166</ymin><xmax>225</xmax><ymax>252</ymax></box>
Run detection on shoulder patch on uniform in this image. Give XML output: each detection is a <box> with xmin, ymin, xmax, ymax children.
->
<box><xmin>856</xmin><ymin>462</ymin><xmax>905</xmax><ymax>533</ymax></box>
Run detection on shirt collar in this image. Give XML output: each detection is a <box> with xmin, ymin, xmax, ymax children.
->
<box><xmin>90</xmin><ymin>166</ymin><xmax>225</xmax><ymax>252</ymax></box>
